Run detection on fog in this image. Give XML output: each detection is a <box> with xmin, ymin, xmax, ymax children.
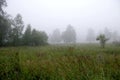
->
<box><xmin>6</xmin><ymin>0</ymin><xmax>120</xmax><ymax>42</ymax></box>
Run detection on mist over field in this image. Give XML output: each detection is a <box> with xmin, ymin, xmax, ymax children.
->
<box><xmin>0</xmin><ymin>0</ymin><xmax>120</xmax><ymax>80</ymax></box>
<box><xmin>6</xmin><ymin>0</ymin><xmax>120</xmax><ymax>43</ymax></box>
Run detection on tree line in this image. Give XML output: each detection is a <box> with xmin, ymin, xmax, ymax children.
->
<box><xmin>1</xmin><ymin>0</ymin><xmax>120</xmax><ymax>48</ymax></box>
<box><xmin>49</xmin><ymin>26</ymin><xmax>120</xmax><ymax>48</ymax></box>
<box><xmin>0</xmin><ymin>0</ymin><xmax>48</xmax><ymax>47</ymax></box>
<box><xmin>49</xmin><ymin>24</ymin><xmax>76</xmax><ymax>44</ymax></box>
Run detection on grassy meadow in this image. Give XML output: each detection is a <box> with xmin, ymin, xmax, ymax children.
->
<box><xmin>0</xmin><ymin>44</ymin><xmax>120</xmax><ymax>80</ymax></box>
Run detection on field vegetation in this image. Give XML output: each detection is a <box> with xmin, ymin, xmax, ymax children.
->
<box><xmin>0</xmin><ymin>44</ymin><xmax>120</xmax><ymax>80</ymax></box>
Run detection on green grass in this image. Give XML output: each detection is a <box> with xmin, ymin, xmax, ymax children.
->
<box><xmin>0</xmin><ymin>44</ymin><xmax>120</xmax><ymax>80</ymax></box>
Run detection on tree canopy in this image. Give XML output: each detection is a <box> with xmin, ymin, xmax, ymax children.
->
<box><xmin>23</xmin><ymin>24</ymin><xmax>32</xmax><ymax>45</ymax></box>
<box><xmin>0</xmin><ymin>1</ymin><xmax>48</xmax><ymax>47</ymax></box>
<box><xmin>0</xmin><ymin>15</ymin><xmax>11</xmax><ymax>46</ymax></box>
<box><xmin>31</xmin><ymin>29</ymin><xmax>48</xmax><ymax>46</ymax></box>
<box><xmin>96</xmin><ymin>34</ymin><xmax>109</xmax><ymax>48</ymax></box>
<box><xmin>0</xmin><ymin>0</ymin><xmax>7</xmax><ymax>15</ymax></box>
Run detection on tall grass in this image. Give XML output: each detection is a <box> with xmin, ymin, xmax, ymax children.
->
<box><xmin>0</xmin><ymin>44</ymin><xmax>120</xmax><ymax>80</ymax></box>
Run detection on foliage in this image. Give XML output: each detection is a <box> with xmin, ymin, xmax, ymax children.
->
<box><xmin>0</xmin><ymin>2</ymin><xmax>48</xmax><ymax>47</ymax></box>
<box><xmin>96</xmin><ymin>34</ymin><xmax>109</xmax><ymax>48</ymax></box>
<box><xmin>11</xmin><ymin>14</ymin><xmax>24</xmax><ymax>46</ymax></box>
<box><xmin>0</xmin><ymin>15</ymin><xmax>11</xmax><ymax>46</ymax></box>
<box><xmin>0</xmin><ymin>44</ymin><xmax>120</xmax><ymax>80</ymax></box>
<box><xmin>31</xmin><ymin>29</ymin><xmax>48</xmax><ymax>46</ymax></box>
<box><xmin>0</xmin><ymin>0</ymin><xmax>7</xmax><ymax>15</ymax></box>
<box><xmin>0</xmin><ymin>13</ymin><xmax>48</xmax><ymax>47</ymax></box>
<box><xmin>23</xmin><ymin>24</ymin><xmax>32</xmax><ymax>46</ymax></box>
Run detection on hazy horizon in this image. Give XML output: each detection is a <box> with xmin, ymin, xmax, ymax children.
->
<box><xmin>5</xmin><ymin>0</ymin><xmax>120</xmax><ymax>42</ymax></box>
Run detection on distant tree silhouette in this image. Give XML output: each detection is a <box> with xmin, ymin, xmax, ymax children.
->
<box><xmin>62</xmin><ymin>24</ymin><xmax>76</xmax><ymax>43</ymax></box>
<box><xmin>104</xmin><ymin>27</ymin><xmax>111</xmax><ymax>40</ymax></box>
<box><xmin>50</xmin><ymin>29</ymin><xmax>61</xmax><ymax>43</ymax></box>
<box><xmin>86</xmin><ymin>28</ymin><xmax>96</xmax><ymax>43</ymax></box>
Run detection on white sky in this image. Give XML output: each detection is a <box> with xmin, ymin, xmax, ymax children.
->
<box><xmin>6</xmin><ymin>0</ymin><xmax>120</xmax><ymax>42</ymax></box>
